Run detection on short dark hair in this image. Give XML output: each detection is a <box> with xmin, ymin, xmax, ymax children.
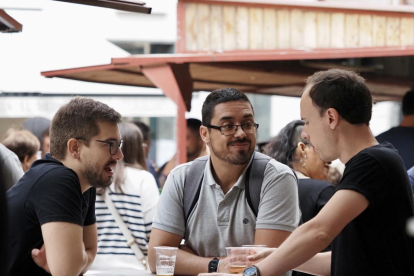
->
<box><xmin>50</xmin><ymin>97</ymin><xmax>122</xmax><ymax>160</ymax></box>
<box><xmin>3</xmin><ymin>129</ymin><xmax>40</xmax><ymax>163</ymax></box>
<box><xmin>134</xmin><ymin>121</ymin><xmax>150</xmax><ymax>142</ymax></box>
<box><xmin>264</xmin><ymin>120</ymin><xmax>308</xmax><ymax>168</ymax></box>
<box><xmin>202</xmin><ymin>88</ymin><xmax>253</xmax><ymax>126</ymax></box>
<box><xmin>187</xmin><ymin>118</ymin><xmax>202</xmax><ymax>136</ymax></box>
<box><xmin>306</xmin><ymin>69</ymin><xmax>372</xmax><ymax>125</ymax></box>
<box><xmin>402</xmin><ymin>89</ymin><xmax>414</xmax><ymax>116</ymax></box>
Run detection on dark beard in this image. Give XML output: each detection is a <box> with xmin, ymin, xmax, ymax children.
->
<box><xmin>210</xmin><ymin>138</ymin><xmax>253</xmax><ymax>165</ymax></box>
<box><xmin>82</xmin><ymin>161</ymin><xmax>113</xmax><ymax>188</ymax></box>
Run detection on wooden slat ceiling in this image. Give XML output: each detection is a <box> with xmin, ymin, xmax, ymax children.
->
<box><xmin>49</xmin><ymin>57</ymin><xmax>414</xmax><ymax>102</ymax></box>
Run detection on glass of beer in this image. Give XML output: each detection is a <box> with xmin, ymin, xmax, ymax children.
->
<box><xmin>154</xmin><ymin>246</ymin><xmax>178</xmax><ymax>276</ymax></box>
<box><xmin>225</xmin><ymin>247</ymin><xmax>250</xmax><ymax>274</ymax></box>
<box><xmin>242</xmin><ymin>245</ymin><xmax>267</xmax><ymax>265</ymax></box>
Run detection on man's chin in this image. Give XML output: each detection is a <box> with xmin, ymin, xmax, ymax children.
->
<box><xmin>227</xmin><ymin>151</ymin><xmax>252</xmax><ymax>165</ymax></box>
<box><xmin>92</xmin><ymin>178</ymin><xmax>113</xmax><ymax>189</ymax></box>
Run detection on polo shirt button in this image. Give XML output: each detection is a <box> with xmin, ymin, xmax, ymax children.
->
<box><xmin>222</xmin><ymin>202</ymin><xmax>226</xmax><ymax>206</ymax></box>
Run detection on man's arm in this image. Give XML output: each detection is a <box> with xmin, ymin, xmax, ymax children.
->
<box><xmin>254</xmin><ymin>165</ymin><xmax>301</xmax><ymax>249</ymax></box>
<box><xmin>80</xmin><ymin>223</ymin><xmax>98</xmax><ymax>274</ymax></box>
<box><xmin>294</xmin><ymin>252</ymin><xmax>331</xmax><ymax>276</ymax></box>
<box><xmin>148</xmin><ymin>229</ymin><xmax>212</xmax><ymax>275</ymax></box>
<box><xmin>254</xmin><ymin>229</ymin><xmax>291</xmax><ymax>248</ymax></box>
<box><xmin>40</xmin><ymin>222</ymin><xmax>91</xmax><ymax>276</ymax></box>
<box><xmin>256</xmin><ymin>190</ymin><xmax>369</xmax><ymax>276</ymax></box>
<box><xmin>150</xmin><ymin>163</ymin><xmax>218</xmax><ymax>275</ymax></box>
<box><xmin>248</xmin><ymin>250</ymin><xmax>331</xmax><ymax>276</ymax></box>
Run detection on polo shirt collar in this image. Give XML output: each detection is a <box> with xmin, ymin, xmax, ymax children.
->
<box><xmin>203</xmin><ymin>153</ymin><xmax>256</xmax><ymax>190</ymax></box>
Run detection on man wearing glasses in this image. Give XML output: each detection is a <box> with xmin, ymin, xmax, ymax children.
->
<box><xmin>149</xmin><ymin>88</ymin><xmax>300</xmax><ymax>275</ymax></box>
<box><xmin>6</xmin><ymin>97</ymin><xmax>123</xmax><ymax>276</ymax></box>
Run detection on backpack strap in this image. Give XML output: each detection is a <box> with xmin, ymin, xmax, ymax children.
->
<box><xmin>183</xmin><ymin>156</ymin><xmax>208</xmax><ymax>226</ymax></box>
<box><xmin>245</xmin><ymin>152</ymin><xmax>271</xmax><ymax>217</ymax></box>
<box><xmin>183</xmin><ymin>152</ymin><xmax>275</xmax><ymax>225</ymax></box>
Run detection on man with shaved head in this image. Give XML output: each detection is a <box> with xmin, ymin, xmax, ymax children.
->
<box><xmin>243</xmin><ymin>69</ymin><xmax>414</xmax><ymax>276</ymax></box>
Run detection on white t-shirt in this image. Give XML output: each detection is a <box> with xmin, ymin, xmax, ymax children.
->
<box><xmin>91</xmin><ymin>167</ymin><xmax>159</xmax><ymax>270</ymax></box>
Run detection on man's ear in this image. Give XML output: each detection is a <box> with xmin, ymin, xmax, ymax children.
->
<box><xmin>200</xmin><ymin>126</ymin><xmax>210</xmax><ymax>144</ymax></box>
<box><xmin>67</xmin><ymin>138</ymin><xmax>81</xmax><ymax>159</ymax></box>
<box><xmin>326</xmin><ymin>108</ymin><xmax>339</xmax><ymax>129</ymax></box>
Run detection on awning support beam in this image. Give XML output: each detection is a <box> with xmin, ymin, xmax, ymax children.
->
<box><xmin>142</xmin><ymin>63</ymin><xmax>193</xmax><ymax>165</ymax></box>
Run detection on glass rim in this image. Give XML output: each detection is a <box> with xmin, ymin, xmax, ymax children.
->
<box><xmin>154</xmin><ymin>246</ymin><xmax>178</xmax><ymax>250</ymax></box>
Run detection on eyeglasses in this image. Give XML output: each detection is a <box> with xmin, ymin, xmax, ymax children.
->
<box><xmin>205</xmin><ymin>122</ymin><xmax>259</xmax><ymax>136</ymax></box>
<box><xmin>76</xmin><ymin>138</ymin><xmax>123</xmax><ymax>156</ymax></box>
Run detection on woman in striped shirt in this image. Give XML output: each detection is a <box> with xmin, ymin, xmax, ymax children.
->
<box><xmin>91</xmin><ymin>122</ymin><xmax>159</xmax><ymax>271</ymax></box>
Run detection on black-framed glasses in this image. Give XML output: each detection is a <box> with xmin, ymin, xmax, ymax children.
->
<box><xmin>76</xmin><ymin>138</ymin><xmax>123</xmax><ymax>156</ymax></box>
<box><xmin>205</xmin><ymin>122</ymin><xmax>259</xmax><ymax>136</ymax></box>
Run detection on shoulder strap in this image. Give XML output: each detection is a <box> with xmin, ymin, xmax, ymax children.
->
<box><xmin>183</xmin><ymin>152</ymin><xmax>273</xmax><ymax>222</ymax></box>
<box><xmin>102</xmin><ymin>190</ymin><xmax>148</xmax><ymax>269</ymax></box>
<box><xmin>245</xmin><ymin>152</ymin><xmax>271</xmax><ymax>217</ymax></box>
<box><xmin>183</xmin><ymin>156</ymin><xmax>208</xmax><ymax>226</ymax></box>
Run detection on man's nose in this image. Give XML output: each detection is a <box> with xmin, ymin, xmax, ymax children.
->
<box><xmin>234</xmin><ymin>125</ymin><xmax>247</xmax><ymax>138</ymax></box>
<box><xmin>301</xmin><ymin>129</ymin><xmax>309</xmax><ymax>140</ymax></box>
<box><xmin>114</xmin><ymin>147</ymin><xmax>124</xmax><ymax>160</ymax></box>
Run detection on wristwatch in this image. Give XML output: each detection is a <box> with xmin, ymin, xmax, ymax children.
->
<box><xmin>243</xmin><ymin>265</ymin><xmax>260</xmax><ymax>276</ymax></box>
<box><xmin>208</xmin><ymin>258</ymin><xmax>220</xmax><ymax>273</ymax></box>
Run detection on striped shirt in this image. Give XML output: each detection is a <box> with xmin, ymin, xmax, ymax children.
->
<box><xmin>91</xmin><ymin>167</ymin><xmax>159</xmax><ymax>270</ymax></box>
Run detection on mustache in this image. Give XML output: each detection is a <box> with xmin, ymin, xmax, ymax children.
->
<box><xmin>227</xmin><ymin>138</ymin><xmax>251</xmax><ymax>146</ymax></box>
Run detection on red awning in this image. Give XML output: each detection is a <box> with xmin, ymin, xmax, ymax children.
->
<box><xmin>0</xmin><ymin>9</ymin><xmax>22</xmax><ymax>33</ymax></box>
<box><xmin>54</xmin><ymin>0</ymin><xmax>151</xmax><ymax>14</ymax></box>
<box><xmin>42</xmin><ymin>47</ymin><xmax>414</xmax><ymax>104</ymax></box>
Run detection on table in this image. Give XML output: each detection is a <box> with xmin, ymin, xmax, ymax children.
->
<box><xmin>85</xmin><ymin>269</ymin><xmax>154</xmax><ymax>276</ymax></box>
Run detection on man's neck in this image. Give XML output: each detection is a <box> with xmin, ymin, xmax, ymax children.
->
<box><xmin>337</xmin><ymin>124</ymin><xmax>379</xmax><ymax>165</ymax></box>
<box><xmin>209</xmin><ymin>155</ymin><xmax>250</xmax><ymax>194</ymax></box>
<box><xmin>60</xmin><ymin>158</ymin><xmax>91</xmax><ymax>194</ymax></box>
<box><xmin>399</xmin><ymin>115</ymin><xmax>414</xmax><ymax>127</ymax></box>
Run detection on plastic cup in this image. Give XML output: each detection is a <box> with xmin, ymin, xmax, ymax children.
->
<box><xmin>154</xmin><ymin>246</ymin><xmax>178</xmax><ymax>276</ymax></box>
<box><xmin>242</xmin><ymin>245</ymin><xmax>267</xmax><ymax>265</ymax></box>
<box><xmin>225</xmin><ymin>247</ymin><xmax>251</xmax><ymax>274</ymax></box>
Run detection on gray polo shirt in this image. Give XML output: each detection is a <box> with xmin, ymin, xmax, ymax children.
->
<box><xmin>153</xmin><ymin>154</ymin><xmax>300</xmax><ymax>260</ymax></box>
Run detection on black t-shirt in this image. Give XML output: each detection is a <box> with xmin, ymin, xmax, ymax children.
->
<box><xmin>6</xmin><ymin>154</ymin><xmax>96</xmax><ymax>276</ymax></box>
<box><xmin>376</xmin><ymin>126</ymin><xmax>414</xmax><ymax>169</ymax></box>
<box><xmin>331</xmin><ymin>143</ymin><xmax>414</xmax><ymax>276</ymax></box>
<box><xmin>0</xmin><ymin>162</ymin><xmax>8</xmax><ymax>276</ymax></box>
<box><xmin>298</xmin><ymin>178</ymin><xmax>335</xmax><ymax>225</ymax></box>
<box><xmin>293</xmin><ymin>179</ymin><xmax>334</xmax><ymax>276</ymax></box>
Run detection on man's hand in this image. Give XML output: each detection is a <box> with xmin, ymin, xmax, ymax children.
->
<box><xmin>32</xmin><ymin>244</ymin><xmax>50</xmax><ymax>273</ymax></box>
<box><xmin>246</xmin><ymin>248</ymin><xmax>276</xmax><ymax>263</ymax></box>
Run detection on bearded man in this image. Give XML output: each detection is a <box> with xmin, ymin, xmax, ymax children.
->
<box><xmin>148</xmin><ymin>88</ymin><xmax>300</xmax><ymax>276</ymax></box>
<box><xmin>6</xmin><ymin>97</ymin><xmax>123</xmax><ymax>276</ymax></box>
